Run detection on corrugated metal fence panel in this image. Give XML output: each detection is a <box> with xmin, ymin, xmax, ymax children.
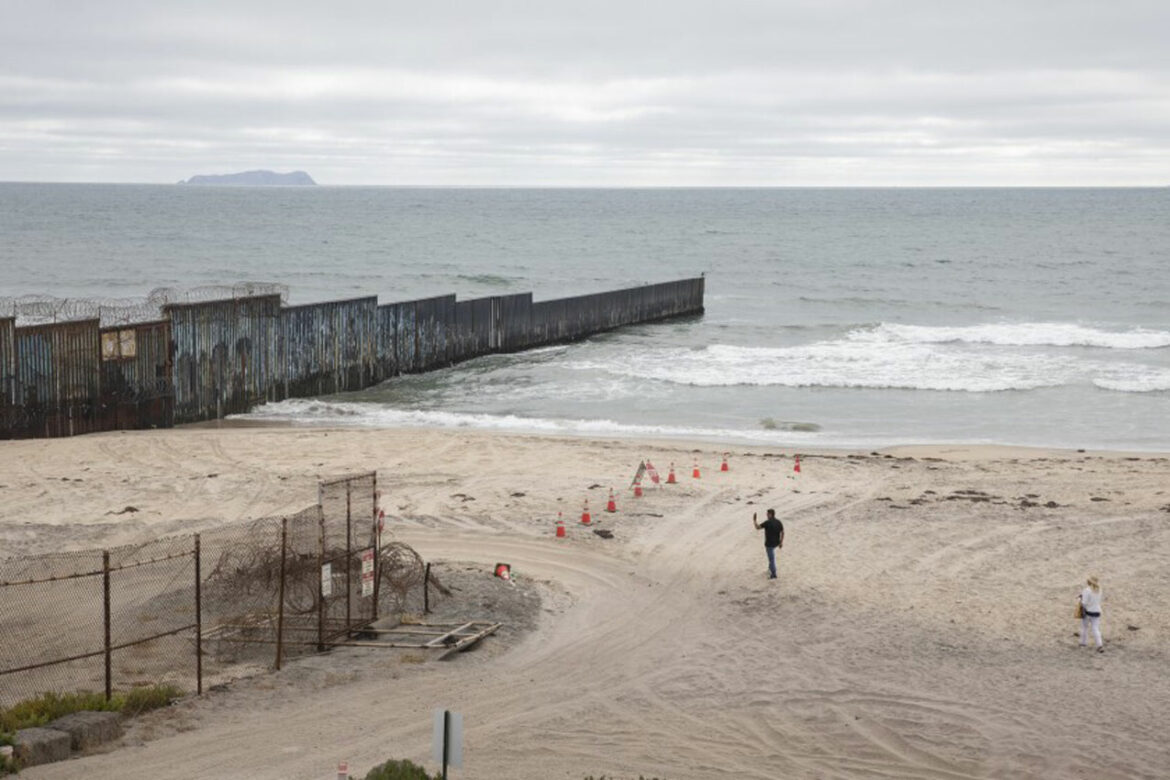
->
<box><xmin>376</xmin><ymin>302</ymin><xmax>400</xmax><ymax>380</ymax></box>
<box><xmin>1</xmin><ymin>278</ymin><xmax>702</xmax><ymax>437</ymax></box>
<box><xmin>452</xmin><ymin>300</ymin><xmax>472</xmax><ymax>362</ymax></box>
<box><xmin>167</xmin><ymin>295</ymin><xmax>281</xmax><ymax>423</ymax></box>
<box><xmin>413</xmin><ymin>295</ymin><xmax>456</xmax><ymax>372</ymax></box>
<box><xmin>278</xmin><ymin>297</ymin><xmax>378</xmax><ymax>398</ymax></box>
<box><xmin>12</xmin><ymin>319</ymin><xmax>102</xmax><ymax>437</ymax></box>
<box><xmin>395</xmin><ymin>302</ymin><xmax>419</xmax><ymax>372</ymax></box>
<box><xmin>99</xmin><ymin>320</ymin><xmax>173</xmax><ymax>430</ymax></box>
<box><xmin>522</xmin><ymin>278</ymin><xmax>704</xmax><ymax>350</ymax></box>
<box><xmin>0</xmin><ymin>318</ymin><xmax>14</xmax><ymax>434</ymax></box>
<box><xmin>529</xmin><ymin>299</ymin><xmax>564</xmax><ymax>346</ymax></box>
<box><xmin>496</xmin><ymin>293</ymin><xmax>533</xmax><ymax>352</ymax></box>
<box><xmin>452</xmin><ymin>297</ymin><xmax>492</xmax><ymax>360</ymax></box>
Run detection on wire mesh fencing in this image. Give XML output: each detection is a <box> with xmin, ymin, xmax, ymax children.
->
<box><xmin>0</xmin><ymin>536</ymin><xmax>198</xmax><ymax>708</ymax></box>
<box><xmin>0</xmin><ymin>470</ymin><xmax>430</xmax><ymax>708</ymax></box>
<box><xmin>317</xmin><ymin>472</ymin><xmax>380</xmax><ymax>649</ymax></box>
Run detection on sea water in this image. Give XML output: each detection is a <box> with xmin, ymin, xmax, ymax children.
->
<box><xmin>2</xmin><ymin>184</ymin><xmax>1168</xmax><ymax>450</ymax></box>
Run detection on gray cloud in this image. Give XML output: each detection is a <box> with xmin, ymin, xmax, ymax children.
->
<box><xmin>2</xmin><ymin>1</ymin><xmax>1168</xmax><ymax>184</ymax></box>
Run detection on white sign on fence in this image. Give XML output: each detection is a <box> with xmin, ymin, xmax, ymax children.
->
<box><xmin>321</xmin><ymin>563</ymin><xmax>332</xmax><ymax>597</ymax></box>
<box><xmin>431</xmin><ymin>709</ymin><xmax>463</xmax><ymax>769</ymax></box>
<box><xmin>361</xmin><ymin>548</ymin><xmax>375</xmax><ymax>597</ymax></box>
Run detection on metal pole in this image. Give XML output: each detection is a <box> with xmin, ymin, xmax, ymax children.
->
<box><xmin>345</xmin><ymin>482</ymin><xmax>352</xmax><ymax>632</ymax></box>
<box><xmin>194</xmin><ymin>534</ymin><xmax>202</xmax><ymax>695</ymax></box>
<box><xmin>103</xmin><ymin>550</ymin><xmax>112</xmax><ymax>701</ymax></box>
<box><xmin>424</xmin><ymin>562</ymin><xmax>431</xmax><ymax>614</ymax></box>
<box><xmin>371</xmin><ymin>473</ymin><xmax>380</xmax><ymax>622</ymax></box>
<box><xmin>317</xmin><ymin>487</ymin><xmax>326</xmax><ymax>652</ymax></box>
<box><xmin>442</xmin><ymin>709</ymin><xmax>450</xmax><ymax>780</ymax></box>
<box><xmin>276</xmin><ymin>517</ymin><xmax>287</xmax><ymax>670</ymax></box>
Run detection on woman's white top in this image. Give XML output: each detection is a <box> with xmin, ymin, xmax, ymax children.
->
<box><xmin>1081</xmin><ymin>586</ymin><xmax>1103</xmax><ymax>614</ymax></box>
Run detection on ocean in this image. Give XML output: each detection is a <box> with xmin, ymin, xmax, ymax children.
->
<box><xmin>2</xmin><ymin>184</ymin><xmax>1168</xmax><ymax>450</ymax></box>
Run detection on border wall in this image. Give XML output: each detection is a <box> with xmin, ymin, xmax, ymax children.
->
<box><xmin>0</xmin><ymin>277</ymin><xmax>703</xmax><ymax>437</ymax></box>
<box><xmin>0</xmin><ymin>317</ymin><xmax>14</xmax><ymax>436</ymax></box>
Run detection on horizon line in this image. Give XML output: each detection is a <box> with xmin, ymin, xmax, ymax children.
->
<box><xmin>1</xmin><ymin>180</ymin><xmax>1168</xmax><ymax>190</ymax></box>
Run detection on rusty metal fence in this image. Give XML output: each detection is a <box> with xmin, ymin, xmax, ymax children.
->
<box><xmin>0</xmin><ymin>535</ymin><xmax>200</xmax><ymax>706</ymax></box>
<box><xmin>1</xmin><ymin>277</ymin><xmax>705</xmax><ymax>438</ymax></box>
<box><xmin>0</xmin><ymin>472</ymin><xmax>424</xmax><ymax>708</ymax></box>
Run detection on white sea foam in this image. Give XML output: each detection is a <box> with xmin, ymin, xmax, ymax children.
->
<box><xmin>858</xmin><ymin>322</ymin><xmax>1170</xmax><ymax>349</ymax></box>
<box><xmin>571</xmin><ymin>342</ymin><xmax>1075</xmax><ymax>392</ymax></box>
<box><xmin>568</xmin><ymin>324</ymin><xmax>1170</xmax><ymax>393</ymax></box>
<box><xmin>1091</xmin><ymin>368</ymin><xmax>1170</xmax><ymax>393</ymax></box>
<box><xmin>235</xmin><ymin>399</ymin><xmax>820</xmax><ymax>443</ymax></box>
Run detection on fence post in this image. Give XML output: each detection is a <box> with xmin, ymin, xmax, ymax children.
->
<box><xmin>371</xmin><ymin>473</ymin><xmax>380</xmax><ymax>622</ymax></box>
<box><xmin>345</xmin><ymin>482</ymin><xmax>352</xmax><ymax>633</ymax></box>
<box><xmin>276</xmin><ymin>517</ymin><xmax>287</xmax><ymax>670</ymax></box>
<box><xmin>102</xmin><ymin>550</ymin><xmax>112</xmax><ymax>701</ymax></box>
<box><xmin>317</xmin><ymin>486</ymin><xmax>326</xmax><ymax>652</ymax></box>
<box><xmin>424</xmin><ymin>561</ymin><xmax>431</xmax><ymax>615</ymax></box>
<box><xmin>194</xmin><ymin>534</ymin><xmax>202</xmax><ymax>695</ymax></box>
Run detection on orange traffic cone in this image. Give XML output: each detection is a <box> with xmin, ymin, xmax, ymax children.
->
<box><xmin>692</xmin><ymin>460</ymin><xmax>701</xmax><ymax>479</ymax></box>
<box><xmin>667</xmin><ymin>463</ymin><xmax>677</xmax><ymax>484</ymax></box>
<box><xmin>633</xmin><ymin>478</ymin><xmax>643</xmax><ymax>498</ymax></box>
<box><xmin>606</xmin><ymin>487</ymin><xmax>617</xmax><ymax>513</ymax></box>
<box><xmin>794</xmin><ymin>455</ymin><xmax>802</xmax><ymax>474</ymax></box>
<box><xmin>721</xmin><ymin>453</ymin><xmax>729</xmax><ymax>472</ymax></box>
<box><xmin>581</xmin><ymin>499</ymin><xmax>592</xmax><ymax>525</ymax></box>
<box><xmin>556</xmin><ymin>512</ymin><xmax>565</xmax><ymax>538</ymax></box>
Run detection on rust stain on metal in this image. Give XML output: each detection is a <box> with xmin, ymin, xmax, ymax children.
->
<box><xmin>12</xmin><ymin>319</ymin><xmax>102</xmax><ymax>437</ymax></box>
<box><xmin>1</xmin><ymin>278</ymin><xmax>704</xmax><ymax>437</ymax></box>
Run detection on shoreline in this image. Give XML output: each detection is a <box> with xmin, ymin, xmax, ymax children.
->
<box><xmin>188</xmin><ymin>417</ymin><xmax>1170</xmax><ymax>461</ymax></box>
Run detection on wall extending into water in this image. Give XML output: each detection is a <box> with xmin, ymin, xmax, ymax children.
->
<box><xmin>0</xmin><ymin>277</ymin><xmax>704</xmax><ymax>437</ymax></box>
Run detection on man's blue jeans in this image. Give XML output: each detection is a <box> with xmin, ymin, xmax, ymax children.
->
<box><xmin>765</xmin><ymin>545</ymin><xmax>777</xmax><ymax>578</ymax></box>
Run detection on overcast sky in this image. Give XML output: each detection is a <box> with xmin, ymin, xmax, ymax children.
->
<box><xmin>2</xmin><ymin>1</ymin><xmax>1168</xmax><ymax>185</ymax></box>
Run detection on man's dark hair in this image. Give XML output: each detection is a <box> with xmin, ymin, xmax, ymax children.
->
<box><xmin>766</xmin><ymin>508</ymin><xmax>776</xmax><ymax>519</ymax></box>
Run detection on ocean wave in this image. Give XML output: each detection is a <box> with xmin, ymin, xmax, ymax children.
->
<box><xmin>569</xmin><ymin>342</ymin><xmax>1072</xmax><ymax>392</ymax></box>
<box><xmin>569</xmin><ymin>336</ymin><xmax>1169</xmax><ymax>394</ymax></box>
<box><xmin>234</xmin><ymin>399</ymin><xmax>822</xmax><ymax>443</ymax></box>
<box><xmin>1091</xmin><ymin>370</ymin><xmax>1170</xmax><ymax>393</ymax></box>
<box><xmin>858</xmin><ymin>322</ymin><xmax>1170</xmax><ymax>350</ymax></box>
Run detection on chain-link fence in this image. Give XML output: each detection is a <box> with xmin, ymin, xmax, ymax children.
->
<box><xmin>0</xmin><ymin>471</ymin><xmax>426</xmax><ymax>708</ymax></box>
<box><xmin>0</xmin><ymin>536</ymin><xmax>198</xmax><ymax>707</ymax></box>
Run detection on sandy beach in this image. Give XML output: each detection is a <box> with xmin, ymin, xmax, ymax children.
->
<box><xmin>2</xmin><ymin>426</ymin><xmax>1170</xmax><ymax>779</ymax></box>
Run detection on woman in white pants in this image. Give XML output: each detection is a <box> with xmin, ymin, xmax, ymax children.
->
<box><xmin>1079</xmin><ymin>575</ymin><xmax>1104</xmax><ymax>652</ymax></box>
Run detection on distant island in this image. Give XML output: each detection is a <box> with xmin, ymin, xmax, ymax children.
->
<box><xmin>178</xmin><ymin>170</ymin><xmax>316</xmax><ymax>186</ymax></box>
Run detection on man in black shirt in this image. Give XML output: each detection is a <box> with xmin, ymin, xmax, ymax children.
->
<box><xmin>753</xmin><ymin>509</ymin><xmax>785</xmax><ymax>580</ymax></box>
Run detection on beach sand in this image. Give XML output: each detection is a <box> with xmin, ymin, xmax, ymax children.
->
<box><xmin>2</xmin><ymin>427</ymin><xmax>1169</xmax><ymax>779</ymax></box>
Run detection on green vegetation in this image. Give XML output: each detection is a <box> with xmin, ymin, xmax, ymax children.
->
<box><xmin>0</xmin><ymin>732</ymin><xmax>17</xmax><ymax>776</ymax></box>
<box><xmin>0</xmin><ymin>685</ymin><xmax>183</xmax><ymax>733</ymax></box>
<box><xmin>360</xmin><ymin>758</ymin><xmax>440</xmax><ymax>780</ymax></box>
